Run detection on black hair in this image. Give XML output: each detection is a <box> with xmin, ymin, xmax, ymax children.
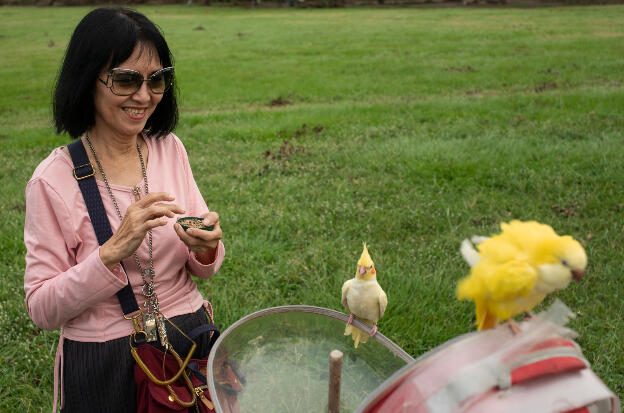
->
<box><xmin>53</xmin><ymin>8</ymin><xmax>178</xmax><ymax>139</ymax></box>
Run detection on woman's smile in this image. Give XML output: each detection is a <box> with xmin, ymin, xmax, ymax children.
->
<box><xmin>123</xmin><ymin>106</ymin><xmax>148</xmax><ymax>120</ymax></box>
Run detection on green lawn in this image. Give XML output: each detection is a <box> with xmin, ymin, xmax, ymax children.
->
<box><xmin>0</xmin><ymin>5</ymin><xmax>623</xmax><ymax>410</ymax></box>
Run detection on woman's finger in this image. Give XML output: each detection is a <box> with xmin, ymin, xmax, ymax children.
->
<box><xmin>186</xmin><ymin>225</ymin><xmax>222</xmax><ymax>241</ymax></box>
<box><xmin>134</xmin><ymin>192</ymin><xmax>175</xmax><ymax>207</ymax></box>
<box><xmin>201</xmin><ymin>211</ymin><xmax>220</xmax><ymax>227</ymax></box>
<box><xmin>174</xmin><ymin>223</ymin><xmax>194</xmax><ymax>244</ymax></box>
<box><xmin>144</xmin><ymin>217</ymin><xmax>170</xmax><ymax>230</ymax></box>
<box><xmin>175</xmin><ymin>223</ymin><xmax>221</xmax><ymax>250</ymax></box>
<box><xmin>143</xmin><ymin>203</ymin><xmax>185</xmax><ymax>220</ymax></box>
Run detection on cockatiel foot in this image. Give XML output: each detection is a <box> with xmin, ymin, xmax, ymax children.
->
<box><xmin>506</xmin><ymin>319</ymin><xmax>522</xmax><ymax>335</ymax></box>
<box><xmin>347</xmin><ymin>314</ymin><xmax>354</xmax><ymax>326</ymax></box>
<box><xmin>370</xmin><ymin>324</ymin><xmax>378</xmax><ymax>337</ymax></box>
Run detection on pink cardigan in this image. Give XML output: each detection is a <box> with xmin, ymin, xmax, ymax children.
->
<box><xmin>24</xmin><ymin>133</ymin><xmax>224</xmax><ymax>409</ymax></box>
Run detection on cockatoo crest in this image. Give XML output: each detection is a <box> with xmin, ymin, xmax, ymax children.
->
<box><xmin>356</xmin><ymin>243</ymin><xmax>376</xmax><ymax>280</ymax></box>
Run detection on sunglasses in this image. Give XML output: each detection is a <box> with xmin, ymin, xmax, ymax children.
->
<box><xmin>99</xmin><ymin>67</ymin><xmax>174</xmax><ymax>96</ymax></box>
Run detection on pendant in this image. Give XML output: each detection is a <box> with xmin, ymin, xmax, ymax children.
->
<box><xmin>143</xmin><ymin>312</ymin><xmax>158</xmax><ymax>342</ymax></box>
<box><xmin>157</xmin><ymin>313</ymin><xmax>168</xmax><ymax>347</ymax></box>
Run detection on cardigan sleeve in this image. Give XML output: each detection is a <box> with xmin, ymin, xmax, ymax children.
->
<box><xmin>23</xmin><ymin>178</ymin><xmax>128</xmax><ymax>331</ymax></box>
<box><xmin>172</xmin><ymin>135</ymin><xmax>225</xmax><ymax>279</ymax></box>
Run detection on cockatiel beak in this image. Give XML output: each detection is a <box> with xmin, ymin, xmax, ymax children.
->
<box><xmin>571</xmin><ymin>269</ymin><xmax>584</xmax><ymax>282</ymax></box>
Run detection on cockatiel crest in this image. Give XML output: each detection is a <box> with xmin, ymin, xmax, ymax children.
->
<box><xmin>341</xmin><ymin>243</ymin><xmax>388</xmax><ymax>348</ymax></box>
<box><xmin>356</xmin><ymin>243</ymin><xmax>376</xmax><ymax>280</ymax></box>
<box><xmin>457</xmin><ymin>220</ymin><xmax>587</xmax><ymax>331</ymax></box>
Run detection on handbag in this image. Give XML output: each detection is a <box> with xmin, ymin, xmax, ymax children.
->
<box><xmin>133</xmin><ymin>333</ymin><xmax>244</xmax><ymax>413</ymax></box>
<box><xmin>130</xmin><ymin>314</ymin><xmax>221</xmax><ymax>413</ymax></box>
<box><xmin>68</xmin><ymin>139</ymin><xmax>234</xmax><ymax>412</ymax></box>
<box><xmin>133</xmin><ymin>325</ymin><xmax>219</xmax><ymax>413</ymax></box>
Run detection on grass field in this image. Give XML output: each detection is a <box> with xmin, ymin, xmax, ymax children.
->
<box><xmin>0</xmin><ymin>5</ymin><xmax>623</xmax><ymax>411</ymax></box>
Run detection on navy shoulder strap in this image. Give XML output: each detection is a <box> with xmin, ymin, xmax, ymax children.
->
<box><xmin>67</xmin><ymin>139</ymin><xmax>140</xmax><ymax>316</ymax></box>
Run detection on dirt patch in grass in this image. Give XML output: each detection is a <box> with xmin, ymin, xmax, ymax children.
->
<box><xmin>535</xmin><ymin>82</ymin><xmax>558</xmax><ymax>93</ymax></box>
<box><xmin>259</xmin><ymin>124</ymin><xmax>325</xmax><ymax>175</ymax></box>
<box><xmin>445</xmin><ymin>65</ymin><xmax>476</xmax><ymax>72</ymax></box>
<box><xmin>552</xmin><ymin>202</ymin><xmax>579</xmax><ymax>218</ymax></box>
<box><xmin>268</xmin><ymin>96</ymin><xmax>293</xmax><ymax>107</ymax></box>
<box><xmin>465</xmin><ymin>89</ymin><xmax>483</xmax><ymax>97</ymax></box>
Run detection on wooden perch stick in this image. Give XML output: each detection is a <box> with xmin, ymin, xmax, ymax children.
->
<box><xmin>328</xmin><ymin>349</ymin><xmax>344</xmax><ymax>413</ymax></box>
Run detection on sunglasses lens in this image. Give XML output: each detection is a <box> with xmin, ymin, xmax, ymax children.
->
<box><xmin>149</xmin><ymin>69</ymin><xmax>173</xmax><ymax>94</ymax></box>
<box><xmin>111</xmin><ymin>71</ymin><xmax>142</xmax><ymax>95</ymax></box>
<box><xmin>107</xmin><ymin>68</ymin><xmax>173</xmax><ymax>95</ymax></box>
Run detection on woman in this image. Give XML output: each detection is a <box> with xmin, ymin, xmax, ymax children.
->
<box><xmin>23</xmin><ymin>8</ymin><xmax>224</xmax><ymax>412</ymax></box>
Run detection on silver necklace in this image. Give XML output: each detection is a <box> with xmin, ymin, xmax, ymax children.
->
<box><xmin>85</xmin><ymin>132</ymin><xmax>168</xmax><ymax>346</ymax></box>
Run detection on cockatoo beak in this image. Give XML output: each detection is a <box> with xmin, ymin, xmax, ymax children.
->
<box><xmin>359</xmin><ymin>265</ymin><xmax>367</xmax><ymax>276</ymax></box>
<box><xmin>571</xmin><ymin>269</ymin><xmax>584</xmax><ymax>282</ymax></box>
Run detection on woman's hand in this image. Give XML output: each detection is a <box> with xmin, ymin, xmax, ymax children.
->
<box><xmin>174</xmin><ymin>211</ymin><xmax>222</xmax><ymax>264</ymax></box>
<box><xmin>100</xmin><ymin>192</ymin><xmax>185</xmax><ymax>269</ymax></box>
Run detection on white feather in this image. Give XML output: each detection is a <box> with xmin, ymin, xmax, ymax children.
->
<box><xmin>460</xmin><ymin>238</ymin><xmax>481</xmax><ymax>268</ymax></box>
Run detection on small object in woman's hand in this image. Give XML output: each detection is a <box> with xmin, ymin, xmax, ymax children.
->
<box><xmin>177</xmin><ymin>217</ymin><xmax>214</xmax><ymax>232</ymax></box>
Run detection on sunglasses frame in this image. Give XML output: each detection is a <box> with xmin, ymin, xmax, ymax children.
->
<box><xmin>99</xmin><ymin>66</ymin><xmax>174</xmax><ymax>96</ymax></box>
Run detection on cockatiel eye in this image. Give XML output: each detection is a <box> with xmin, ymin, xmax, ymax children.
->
<box><xmin>561</xmin><ymin>259</ymin><xmax>569</xmax><ymax>266</ymax></box>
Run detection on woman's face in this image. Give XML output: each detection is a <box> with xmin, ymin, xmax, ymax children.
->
<box><xmin>93</xmin><ymin>43</ymin><xmax>164</xmax><ymax>140</ymax></box>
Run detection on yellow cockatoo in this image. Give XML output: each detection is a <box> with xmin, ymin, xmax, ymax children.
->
<box><xmin>341</xmin><ymin>243</ymin><xmax>388</xmax><ymax>348</ymax></box>
<box><xmin>457</xmin><ymin>220</ymin><xmax>587</xmax><ymax>331</ymax></box>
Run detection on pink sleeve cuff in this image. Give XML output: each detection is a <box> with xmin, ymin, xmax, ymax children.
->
<box><xmin>101</xmin><ymin>261</ymin><xmax>128</xmax><ymax>284</ymax></box>
<box><xmin>186</xmin><ymin>241</ymin><xmax>225</xmax><ymax>279</ymax></box>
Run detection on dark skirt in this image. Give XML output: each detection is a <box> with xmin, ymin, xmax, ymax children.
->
<box><xmin>61</xmin><ymin>306</ymin><xmax>214</xmax><ymax>413</ymax></box>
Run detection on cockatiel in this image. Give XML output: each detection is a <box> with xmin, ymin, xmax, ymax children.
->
<box><xmin>341</xmin><ymin>243</ymin><xmax>388</xmax><ymax>348</ymax></box>
<box><xmin>457</xmin><ymin>220</ymin><xmax>587</xmax><ymax>331</ymax></box>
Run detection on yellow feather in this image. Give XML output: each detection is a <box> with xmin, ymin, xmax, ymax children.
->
<box><xmin>457</xmin><ymin>220</ymin><xmax>587</xmax><ymax>330</ymax></box>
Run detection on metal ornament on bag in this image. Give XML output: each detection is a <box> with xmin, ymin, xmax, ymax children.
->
<box><xmin>143</xmin><ymin>312</ymin><xmax>158</xmax><ymax>342</ymax></box>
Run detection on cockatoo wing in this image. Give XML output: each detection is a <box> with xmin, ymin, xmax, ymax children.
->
<box><xmin>484</xmin><ymin>260</ymin><xmax>537</xmax><ymax>302</ymax></box>
<box><xmin>341</xmin><ymin>279</ymin><xmax>353</xmax><ymax>312</ymax></box>
<box><xmin>477</xmin><ymin>237</ymin><xmax>524</xmax><ymax>264</ymax></box>
<box><xmin>378</xmin><ymin>289</ymin><xmax>388</xmax><ymax>320</ymax></box>
<box><xmin>458</xmin><ymin>260</ymin><xmax>537</xmax><ymax>304</ymax></box>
